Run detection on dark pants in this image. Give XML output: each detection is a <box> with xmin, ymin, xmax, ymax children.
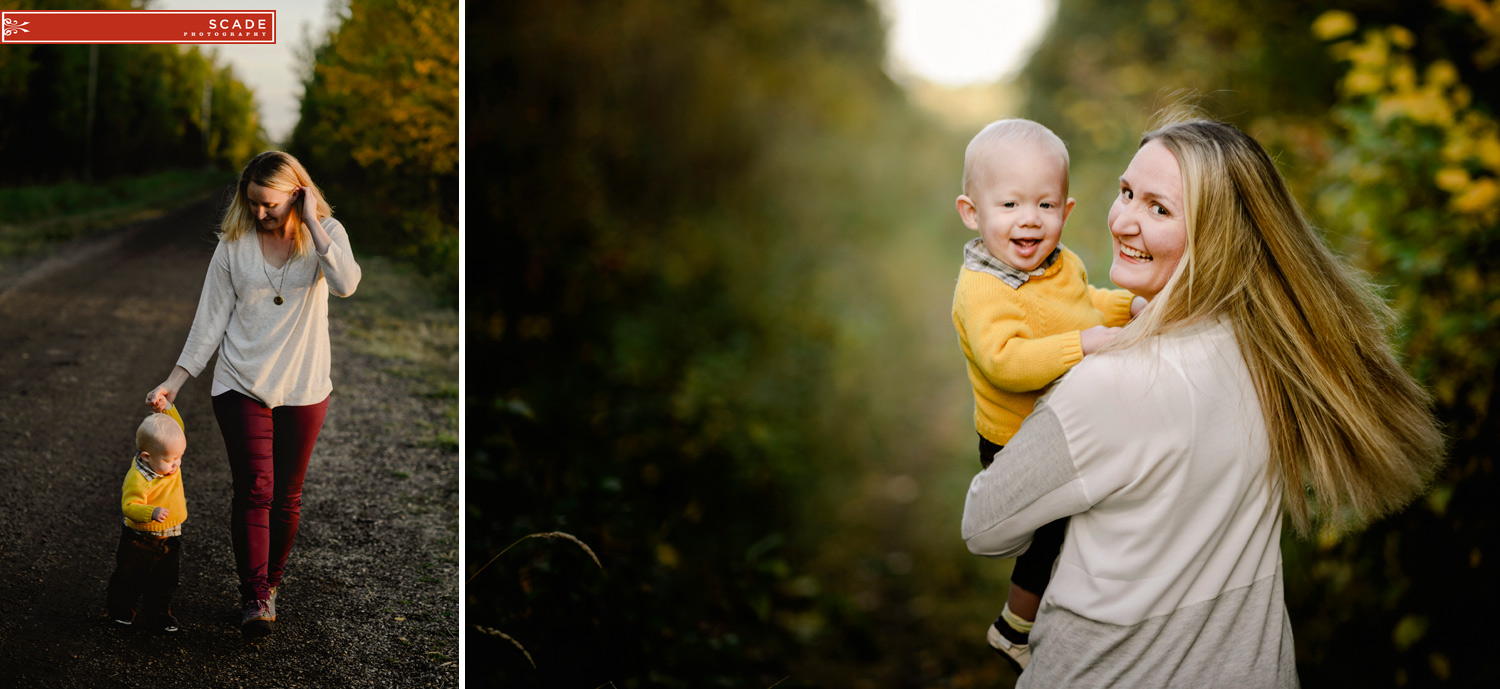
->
<box><xmin>980</xmin><ymin>435</ymin><xmax>1068</xmax><ymax>596</ymax></box>
<box><xmin>213</xmin><ymin>389</ymin><xmax>329</xmax><ymax>602</ymax></box>
<box><xmin>106</xmin><ymin>525</ymin><xmax>181</xmax><ymax>620</ymax></box>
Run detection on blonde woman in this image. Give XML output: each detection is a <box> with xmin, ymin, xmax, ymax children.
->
<box><xmin>146</xmin><ymin>151</ymin><xmax>361</xmax><ymax>639</ymax></box>
<box><xmin>962</xmin><ymin>118</ymin><xmax>1443</xmax><ymax>686</ymax></box>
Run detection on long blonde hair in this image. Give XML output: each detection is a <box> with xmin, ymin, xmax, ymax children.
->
<box><xmin>1113</xmin><ymin>116</ymin><xmax>1445</xmax><ymax>535</ymax></box>
<box><xmin>219</xmin><ymin>151</ymin><xmax>332</xmax><ymax>259</ymax></box>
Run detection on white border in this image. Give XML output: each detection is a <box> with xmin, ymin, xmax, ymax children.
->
<box><xmin>456</xmin><ymin>0</ymin><xmax>468</xmax><ymax>685</ymax></box>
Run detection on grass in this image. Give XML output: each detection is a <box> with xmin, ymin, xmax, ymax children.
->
<box><xmin>335</xmin><ymin>254</ymin><xmax>458</xmax><ymax>450</ymax></box>
<box><xmin>0</xmin><ymin>170</ymin><xmax>231</xmax><ymax>262</ymax></box>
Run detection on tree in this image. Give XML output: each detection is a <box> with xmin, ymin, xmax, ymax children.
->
<box><xmin>289</xmin><ymin>0</ymin><xmax>459</xmax><ymax>289</ymax></box>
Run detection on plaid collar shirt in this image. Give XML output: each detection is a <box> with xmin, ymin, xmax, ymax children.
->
<box><xmin>133</xmin><ymin>453</ymin><xmax>163</xmax><ymax>482</ymax></box>
<box><xmin>962</xmin><ymin>237</ymin><xmax>1061</xmax><ymax>288</ymax></box>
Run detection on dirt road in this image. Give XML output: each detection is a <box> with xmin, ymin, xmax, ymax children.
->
<box><xmin>0</xmin><ymin>196</ymin><xmax>458</xmax><ymax>687</ymax></box>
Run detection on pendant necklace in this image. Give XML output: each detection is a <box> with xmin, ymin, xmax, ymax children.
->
<box><xmin>261</xmin><ymin>233</ymin><xmax>289</xmax><ymax>305</ymax></box>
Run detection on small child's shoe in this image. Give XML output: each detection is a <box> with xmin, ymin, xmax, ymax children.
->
<box><xmin>111</xmin><ymin>613</ymin><xmax>134</xmax><ymax>628</ymax></box>
<box><xmin>150</xmin><ymin>612</ymin><xmax>180</xmax><ymax>633</ymax></box>
<box><xmin>267</xmin><ymin>586</ymin><xmax>278</xmax><ymax>622</ymax></box>
<box><xmin>988</xmin><ymin>617</ymin><xmax>1031</xmax><ymax>673</ymax></box>
<box><xmin>241</xmin><ymin>598</ymin><xmax>273</xmax><ymax>639</ymax></box>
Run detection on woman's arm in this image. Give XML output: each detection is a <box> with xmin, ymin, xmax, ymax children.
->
<box><xmin>313</xmin><ymin>217</ymin><xmax>362</xmax><ymax>297</ymax></box>
<box><xmin>963</xmin><ymin>350</ymin><xmax>1193</xmax><ymax>557</ymax></box>
<box><xmin>299</xmin><ymin>186</ymin><xmax>333</xmax><ymax>256</ymax></box>
<box><xmin>145</xmin><ymin>366</ymin><xmax>191</xmax><ymax>412</ymax></box>
<box><xmin>962</xmin><ymin>399</ymin><xmax>1094</xmax><ymax>557</ymax></box>
<box><xmin>157</xmin><ymin>240</ymin><xmax>236</xmax><ymax>405</ymax></box>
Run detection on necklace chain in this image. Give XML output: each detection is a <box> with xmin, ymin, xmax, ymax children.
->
<box><xmin>260</xmin><ymin>232</ymin><xmax>290</xmax><ymax>305</ymax></box>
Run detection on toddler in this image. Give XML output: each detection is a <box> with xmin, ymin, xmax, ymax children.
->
<box><xmin>106</xmin><ymin>405</ymin><xmax>187</xmax><ymax>632</ymax></box>
<box><xmin>951</xmin><ymin>119</ymin><xmax>1144</xmax><ymax>671</ymax></box>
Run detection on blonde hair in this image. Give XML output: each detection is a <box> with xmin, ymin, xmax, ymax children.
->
<box><xmin>219</xmin><ymin>151</ymin><xmax>332</xmax><ymax>259</ymax></box>
<box><xmin>962</xmin><ymin>118</ymin><xmax>1070</xmax><ymax>197</ymax></box>
<box><xmin>136</xmin><ymin>413</ymin><xmax>185</xmax><ymax>455</ymax></box>
<box><xmin>1111</xmin><ymin>115</ymin><xmax>1445</xmax><ymax>535</ymax></box>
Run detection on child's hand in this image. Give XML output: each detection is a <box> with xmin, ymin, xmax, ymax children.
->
<box><xmin>1130</xmin><ymin>296</ymin><xmax>1148</xmax><ymax>318</ymax></box>
<box><xmin>152</xmin><ymin>507</ymin><xmax>169</xmax><ymax>523</ymax></box>
<box><xmin>1081</xmin><ymin>325</ymin><xmax>1122</xmax><ymax>355</ymax></box>
<box><xmin>146</xmin><ymin>384</ymin><xmax>175</xmax><ymax>412</ymax></box>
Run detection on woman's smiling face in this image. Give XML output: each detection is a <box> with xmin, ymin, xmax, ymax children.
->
<box><xmin>246</xmin><ymin>182</ymin><xmax>297</xmax><ymax>232</ymax></box>
<box><xmin>1108</xmin><ymin>140</ymin><xmax>1189</xmax><ymax>300</ymax></box>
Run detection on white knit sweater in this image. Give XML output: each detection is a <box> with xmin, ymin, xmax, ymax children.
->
<box><xmin>177</xmin><ymin>217</ymin><xmax>361</xmax><ymax>408</ymax></box>
<box><xmin>962</xmin><ymin>317</ymin><xmax>1298</xmax><ymax>687</ymax></box>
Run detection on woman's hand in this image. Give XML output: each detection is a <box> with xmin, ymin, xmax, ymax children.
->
<box><xmin>146</xmin><ymin>366</ymin><xmax>191</xmax><ymax>412</ymax></box>
<box><xmin>299</xmin><ymin>186</ymin><xmax>333</xmax><ymax>255</ymax></box>
<box><xmin>146</xmin><ymin>383</ymin><xmax>178</xmax><ymax>412</ymax></box>
<box><xmin>298</xmin><ymin>186</ymin><xmax>317</xmax><ymax>227</ymax></box>
<box><xmin>1130</xmin><ymin>296</ymin><xmax>1148</xmax><ymax>318</ymax></box>
<box><xmin>1081</xmin><ymin>325</ymin><xmax>1122</xmax><ymax>355</ymax></box>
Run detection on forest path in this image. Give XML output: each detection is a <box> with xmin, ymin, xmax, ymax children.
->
<box><xmin>0</xmin><ymin>196</ymin><xmax>458</xmax><ymax>688</ymax></box>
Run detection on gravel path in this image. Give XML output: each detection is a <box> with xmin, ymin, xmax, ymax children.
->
<box><xmin>0</xmin><ymin>196</ymin><xmax>458</xmax><ymax>688</ymax></box>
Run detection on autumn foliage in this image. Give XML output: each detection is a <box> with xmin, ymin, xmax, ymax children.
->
<box><xmin>289</xmin><ymin>0</ymin><xmax>458</xmax><ymax>290</ymax></box>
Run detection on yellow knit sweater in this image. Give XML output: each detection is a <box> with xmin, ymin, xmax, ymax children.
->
<box><xmin>121</xmin><ymin>405</ymin><xmax>188</xmax><ymax>533</ymax></box>
<box><xmin>953</xmin><ymin>246</ymin><xmax>1135</xmax><ymax>445</ymax></box>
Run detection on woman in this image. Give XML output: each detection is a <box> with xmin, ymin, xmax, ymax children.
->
<box><xmin>146</xmin><ymin>151</ymin><xmax>361</xmax><ymax>638</ymax></box>
<box><xmin>962</xmin><ymin>117</ymin><xmax>1443</xmax><ymax>686</ymax></box>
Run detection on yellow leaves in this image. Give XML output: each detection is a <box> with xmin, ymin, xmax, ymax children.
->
<box><xmin>1321</xmin><ymin>17</ymin><xmax>1500</xmax><ymax>221</ymax></box>
<box><xmin>1426</xmin><ymin>60</ymin><xmax>1460</xmax><ymax>88</ymax></box>
<box><xmin>655</xmin><ymin>543</ymin><xmax>681</xmax><ymax>569</ymax></box>
<box><xmin>1476</xmin><ymin>130</ymin><xmax>1500</xmax><ymax>169</ymax></box>
<box><xmin>1342</xmin><ymin>69</ymin><xmax>1384</xmax><ymax>97</ymax></box>
<box><xmin>302</xmin><ymin>0</ymin><xmax>458</xmax><ymax>175</ymax></box>
<box><xmin>1440</xmin><ymin>0</ymin><xmax>1500</xmax><ymax>66</ymax></box>
<box><xmin>1392</xmin><ymin>614</ymin><xmax>1428</xmax><ymax>652</ymax></box>
<box><xmin>1451</xmin><ymin>177</ymin><xmax>1500</xmax><ymax>213</ymax></box>
<box><xmin>1346</xmin><ymin>31</ymin><xmax>1390</xmax><ymax>69</ymax></box>
<box><xmin>1430</xmin><ymin>653</ymin><xmax>1453</xmax><ymax>681</ymax></box>
<box><xmin>1434</xmin><ymin>117</ymin><xmax>1500</xmax><ymax>216</ymax></box>
<box><xmin>1373</xmin><ymin>89</ymin><xmax>1454</xmax><ymax>127</ymax></box>
<box><xmin>1317</xmin><ymin>523</ymin><xmax>1342</xmax><ymax>551</ymax></box>
<box><xmin>1389</xmin><ymin>62</ymin><xmax>1418</xmax><ymax>91</ymax></box>
<box><xmin>1435</xmin><ymin>167</ymin><xmax>1470</xmax><ymax>192</ymax></box>
<box><xmin>1385</xmin><ymin>25</ymin><xmax>1415</xmax><ymax>49</ymax></box>
<box><xmin>1312</xmin><ymin>10</ymin><xmax>1357</xmax><ymax>41</ymax></box>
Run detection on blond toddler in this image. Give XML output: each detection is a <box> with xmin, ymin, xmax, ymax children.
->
<box><xmin>106</xmin><ymin>405</ymin><xmax>188</xmax><ymax>632</ymax></box>
<box><xmin>952</xmin><ymin>119</ymin><xmax>1144</xmax><ymax>671</ymax></box>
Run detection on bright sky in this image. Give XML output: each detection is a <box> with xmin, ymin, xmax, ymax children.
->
<box><xmin>150</xmin><ymin>0</ymin><xmax>343</xmax><ymax>144</ymax></box>
<box><xmin>879</xmin><ymin>0</ymin><xmax>1057</xmax><ymax>85</ymax></box>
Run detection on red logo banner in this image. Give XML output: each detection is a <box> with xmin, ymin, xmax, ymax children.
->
<box><xmin>2</xmin><ymin>10</ymin><xmax>275</xmax><ymax>44</ymax></box>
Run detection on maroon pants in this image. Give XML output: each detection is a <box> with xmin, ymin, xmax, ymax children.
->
<box><xmin>213</xmin><ymin>389</ymin><xmax>329</xmax><ymax>602</ymax></box>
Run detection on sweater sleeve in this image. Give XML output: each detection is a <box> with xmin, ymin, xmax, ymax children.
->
<box><xmin>176</xmin><ymin>240</ymin><xmax>236</xmax><ymax>377</ymax></box>
<box><xmin>962</xmin><ymin>400</ymin><xmax>1091</xmax><ymax>557</ymax></box>
<box><xmin>956</xmin><ymin>279</ymin><xmax>1085</xmax><ymax>393</ymax></box>
<box><xmin>962</xmin><ymin>350</ymin><xmax>1195</xmax><ymax>557</ymax></box>
<box><xmin>121</xmin><ymin>470</ymin><xmax>158</xmax><ymax>524</ymax></box>
<box><xmin>315</xmin><ymin>218</ymin><xmax>361</xmax><ymax>298</ymax></box>
<box><xmin>1089</xmin><ymin>286</ymin><xmax>1136</xmax><ymax>327</ymax></box>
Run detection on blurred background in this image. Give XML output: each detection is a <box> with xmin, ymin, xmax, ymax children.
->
<box><xmin>0</xmin><ymin>0</ymin><xmax>458</xmax><ymax>294</ymax></box>
<box><xmin>467</xmin><ymin>0</ymin><xmax>1498</xmax><ymax>686</ymax></box>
